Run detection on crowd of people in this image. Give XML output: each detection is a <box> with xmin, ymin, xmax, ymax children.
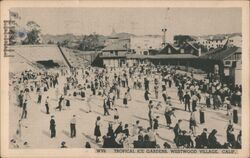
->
<box><xmin>9</xmin><ymin>63</ymin><xmax>242</xmax><ymax>149</ymax></box>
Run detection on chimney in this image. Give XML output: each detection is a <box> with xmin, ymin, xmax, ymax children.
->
<box><xmin>162</xmin><ymin>28</ymin><xmax>167</xmax><ymax>47</ymax></box>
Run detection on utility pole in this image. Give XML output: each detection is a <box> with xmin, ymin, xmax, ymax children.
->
<box><xmin>162</xmin><ymin>28</ymin><xmax>167</xmax><ymax>47</ymax></box>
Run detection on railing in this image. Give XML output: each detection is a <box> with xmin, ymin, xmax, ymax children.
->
<box><xmin>57</xmin><ymin>44</ymin><xmax>72</xmax><ymax>68</ymax></box>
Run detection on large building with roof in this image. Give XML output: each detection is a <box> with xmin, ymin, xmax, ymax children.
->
<box><xmin>199</xmin><ymin>46</ymin><xmax>242</xmax><ymax>84</ymax></box>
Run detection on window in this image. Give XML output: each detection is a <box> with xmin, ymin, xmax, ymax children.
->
<box><xmin>115</xmin><ymin>51</ymin><xmax>118</xmax><ymax>56</ymax></box>
<box><xmin>168</xmin><ymin>48</ymin><xmax>171</xmax><ymax>54</ymax></box>
<box><xmin>180</xmin><ymin>49</ymin><xmax>184</xmax><ymax>54</ymax></box>
<box><xmin>235</xmin><ymin>53</ymin><xmax>241</xmax><ymax>60</ymax></box>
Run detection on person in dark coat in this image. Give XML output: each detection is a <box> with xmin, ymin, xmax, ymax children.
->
<box><xmin>226</xmin><ymin>120</ymin><xmax>235</xmax><ymax>147</ymax></box>
<box><xmin>18</xmin><ymin>90</ymin><xmax>24</xmax><ymax>107</ymax></box>
<box><xmin>123</xmin><ymin>92</ymin><xmax>128</xmax><ymax>108</ymax></box>
<box><xmin>177</xmin><ymin>88</ymin><xmax>184</xmax><ymax>104</ymax></box>
<box><xmin>173</xmin><ymin>120</ymin><xmax>182</xmax><ymax>148</ymax></box>
<box><xmin>94</xmin><ymin>116</ymin><xmax>101</xmax><ymax>143</ymax></box>
<box><xmin>107</xmin><ymin>123</ymin><xmax>115</xmax><ymax>139</ymax></box>
<box><xmin>50</xmin><ymin>115</ymin><xmax>56</xmax><ymax>138</ymax></box>
<box><xmin>122</xmin><ymin>124</ymin><xmax>130</xmax><ymax>137</ymax></box>
<box><xmin>207</xmin><ymin>129</ymin><xmax>221</xmax><ymax>148</ymax></box>
<box><xmin>133</xmin><ymin>135</ymin><xmax>144</xmax><ymax>148</ymax></box>
<box><xmin>195</xmin><ymin>128</ymin><xmax>208</xmax><ymax>148</ymax></box>
<box><xmin>114</xmin><ymin>122</ymin><xmax>123</xmax><ymax>136</ymax></box>
<box><xmin>148</xmin><ymin>108</ymin><xmax>153</xmax><ymax>129</ymax></box>
<box><xmin>184</xmin><ymin>92</ymin><xmax>191</xmax><ymax>112</ymax></box>
<box><xmin>200</xmin><ymin>128</ymin><xmax>208</xmax><ymax>148</ymax></box>
<box><xmin>164</xmin><ymin>106</ymin><xmax>175</xmax><ymax>127</ymax></box>
<box><xmin>143</xmin><ymin>135</ymin><xmax>155</xmax><ymax>148</ymax></box>
<box><xmin>153</xmin><ymin>116</ymin><xmax>159</xmax><ymax>135</ymax></box>
<box><xmin>55</xmin><ymin>95</ymin><xmax>64</xmax><ymax>111</ymax></box>
<box><xmin>103</xmin><ymin>97</ymin><xmax>110</xmax><ymax>116</ymax></box>
<box><xmin>21</xmin><ymin>100</ymin><xmax>28</xmax><ymax>119</ymax></box>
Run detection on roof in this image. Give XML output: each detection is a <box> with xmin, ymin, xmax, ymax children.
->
<box><xmin>150</xmin><ymin>54</ymin><xmax>198</xmax><ymax>59</ymax></box>
<box><xmin>10</xmin><ymin>45</ymin><xmax>67</xmax><ymax>63</ymax></box>
<box><xmin>102</xmin><ymin>42</ymin><xmax>129</xmax><ymax>51</ymax></box>
<box><xmin>99</xmin><ymin>54</ymin><xmax>126</xmax><ymax>59</ymax></box>
<box><xmin>100</xmin><ymin>53</ymin><xmax>198</xmax><ymax>59</ymax></box>
<box><xmin>160</xmin><ymin>43</ymin><xmax>179</xmax><ymax>53</ymax></box>
<box><xmin>200</xmin><ymin>46</ymin><xmax>240</xmax><ymax>60</ymax></box>
<box><xmin>9</xmin><ymin>45</ymin><xmax>68</xmax><ymax>72</ymax></box>
<box><xmin>186</xmin><ymin>41</ymin><xmax>199</xmax><ymax>51</ymax></box>
<box><xmin>126</xmin><ymin>54</ymin><xmax>148</xmax><ymax>59</ymax></box>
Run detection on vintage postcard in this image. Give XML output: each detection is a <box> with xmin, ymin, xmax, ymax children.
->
<box><xmin>0</xmin><ymin>1</ymin><xmax>249</xmax><ymax>158</ymax></box>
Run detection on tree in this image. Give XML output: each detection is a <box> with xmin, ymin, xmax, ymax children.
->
<box><xmin>61</xmin><ymin>39</ymin><xmax>70</xmax><ymax>47</ymax></box>
<box><xmin>9</xmin><ymin>11</ymin><xmax>20</xmax><ymax>45</ymax></box>
<box><xmin>78</xmin><ymin>34</ymin><xmax>103</xmax><ymax>51</ymax></box>
<box><xmin>23</xmin><ymin>21</ymin><xmax>41</xmax><ymax>44</ymax></box>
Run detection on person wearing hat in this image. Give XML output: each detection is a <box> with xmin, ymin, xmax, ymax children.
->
<box><xmin>50</xmin><ymin>115</ymin><xmax>56</xmax><ymax>138</ymax></box>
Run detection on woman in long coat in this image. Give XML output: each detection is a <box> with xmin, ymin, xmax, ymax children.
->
<box><xmin>94</xmin><ymin>116</ymin><xmax>101</xmax><ymax>143</ymax></box>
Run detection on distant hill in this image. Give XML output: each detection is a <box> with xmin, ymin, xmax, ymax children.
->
<box><xmin>199</xmin><ymin>33</ymin><xmax>242</xmax><ymax>39</ymax></box>
<box><xmin>113</xmin><ymin>32</ymin><xmax>136</xmax><ymax>39</ymax></box>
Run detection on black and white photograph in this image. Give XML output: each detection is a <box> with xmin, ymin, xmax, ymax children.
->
<box><xmin>0</xmin><ymin>1</ymin><xmax>249</xmax><ymax>158</ymax></box>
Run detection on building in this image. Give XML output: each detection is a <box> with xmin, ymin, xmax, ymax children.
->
<box><xmin>228</xmin><ymin>34</ymin><xmax>242</xmax><ymax>48</ymax></box>
<box><xmin>199</xmin><ymin>46</ymin><xmax>242</xmax><ymax>85</ymax></box>
<box><xmin>130</xmin><ymin>35</ymin><xmax>162</xmax><ymax>55</ymax></box>
<box><xmin>100</xmin><ymin>42</ymin><xmax>130</xmax><ymax>67</ymax></box>
<box><xmin>197</xmin><ymin>35</ymin><xmax>227</xmax><ymax>51</ymax></box>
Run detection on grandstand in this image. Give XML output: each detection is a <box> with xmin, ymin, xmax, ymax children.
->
<box><xmin>9</xmin><ymin>45</ymin><xmax>69</xmax><ymax>72</ymax></box>
<box><xmin>60</xmin><ymin>47</ymin><xmax>99</xmax><ymax>68</ymax></box>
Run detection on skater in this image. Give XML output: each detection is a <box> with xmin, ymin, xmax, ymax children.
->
<box><xmin>189</xmin><ymin>112</ymin><xmax>197</xmax><ymax>136</ymax></box>
<box><xmin>103</xmin><ymin>97</ymin><xmax>110</xmax><ymax>116</ymax></box>
<box><xmin>94</xmin><ymin>116</ymin><xmax>101</xmax><ymax>143</ymax></box>
<box><xmin>45</xmin><ymin>96</ymin><xmax>50</xmax><ymax>114</ymax></box>
<box><xmin>55</xmin><ymin>95</ymin><xmax>64</xmax><ymax>111</ymax></box>
<box><xmin>184</xmin><ymin>92</ymin><xmax>191</xmax><ymax>112</ymax></box>
<box><xmin>50</xmin><ymin>115</ymin><xmax>56</xmax><ymax>138</ymax></box>
<box><xmin>123</xmin><ymin>92</ymin><xmax>128</xmax><ymax>108</ymax></box>
<box><xmin>21</xmin><ymin>100</ymin><xmax>28</xmax><ymax>119</ymax></box>
<box><xmin>164</xmin><ymin>106</ymin><xmax>176</xmax><ymax>128</ymax></box>
<box><xmin>70</xmin><ymin>115</ymin><xmax>76</xmax><ymax>138</ymax></box>
<box><xmin>86</xmin><ymin>94</ymin><xmax>92</xmax><ymax>113</ymax></box>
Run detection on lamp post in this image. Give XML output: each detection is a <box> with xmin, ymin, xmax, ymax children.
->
<box><xmin>162</xmin><ymin>28</ymin><xmax>167</xmax><ymax>47</ymax></box>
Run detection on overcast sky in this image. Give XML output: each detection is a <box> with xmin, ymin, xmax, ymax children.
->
<box><xmin>12</xmin><ymin>8</ymin><xmax>241</xmax><ymax>41</ymax></box>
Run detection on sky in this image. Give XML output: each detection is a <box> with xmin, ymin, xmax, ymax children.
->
<box><xmin>11</xmin><ymin>8</ymin><xmax>241</xmax><ymax>42</ymax></box>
